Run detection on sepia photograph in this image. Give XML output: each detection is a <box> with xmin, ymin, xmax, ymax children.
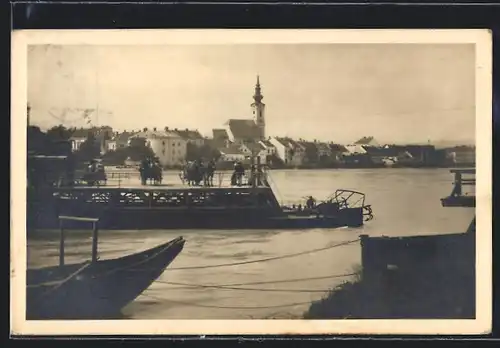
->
<box><xmin>11</xmin><ymin>29</ymin><xmax>492</xmax><ymax>335</ymax></box>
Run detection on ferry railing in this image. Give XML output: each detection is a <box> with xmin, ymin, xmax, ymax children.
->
<box><xmin>72</xmin><ymin>169</ymin><xmax>272</xmax><ymax>188</ymax></box>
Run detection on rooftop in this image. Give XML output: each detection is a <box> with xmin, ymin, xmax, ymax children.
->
<box><xmin>244</xmin><ymin>141</ymin><xmax>266</xmax><ymax>153</ymax></box>
<box><xmin>218</xmin><ymin>144</ymin><xmax>245</xmax><ymax>155</ymax></box>
<box><xmin>129</xmin><ymin>129</ymin><xmax>182</xmax><ymax>139</ymax></box>
<box><xmin>110</xmin><ymin>131</ymin><xmax>135</xmax><ymax>143</ymax></box>
<box><xmin>275</xmin><ymin>137</ymin><xmax>305</xmax><ymax>149</ymax></box>
<box><xmin>260</xmin><ymin>139</ymin><xmax>275</xmax><ymax>148</ymax></box>
<box><xmin>171</xmin><ymin>128</ymin><xmax>204</xmax><ymax>140</ymax></box>
<box><xmin>225</xmin><ymin>119</ymin><xmax>261</xmax><ymax>139</ymax></box>
<box><xmin>354</xmin><ymin>136</ymin><xmax>379</xmax><ymax>146</ymax></box>
<box><xmin>213</xmin><ymin>128</ymin><xmax>229</xmax><ymax>139</ymax></box>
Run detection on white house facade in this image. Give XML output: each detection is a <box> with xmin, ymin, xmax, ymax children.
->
<box><xmin>129</xmin><ymin>128</ymin><xmax>187</xmax><ymax>167</ymax></box>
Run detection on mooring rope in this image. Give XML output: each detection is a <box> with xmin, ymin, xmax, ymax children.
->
<box><xmin>141</xmin><ymin>293</ymin><xmax>314</xmax><ymax>310</ymax></box>
<box><xmin>157</xmin><ymin>271</ymin><xmax>358</xmax><ymax>287</ymax></box>
<box><xmin>149</xmin><ymin>281</ymin><xmax>348</xmax><ymax>293</ymax></box>
<box><xmin>165</xmin><ymin>238</ymin><xmax>359</xmax><ymax>271</ymax></box>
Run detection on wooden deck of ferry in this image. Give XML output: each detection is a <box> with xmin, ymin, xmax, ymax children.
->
<box><xmin>28</xmin><ymin>154</ymin><xmax>371</xmax><ymax>230</ymax></box>
<box><xmin>32</xmin><ymin>181</ymin><xmax>369</xmax><ymax>230</ymax></box>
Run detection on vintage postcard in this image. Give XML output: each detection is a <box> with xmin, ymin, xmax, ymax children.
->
<box><xmin>11</xmin><ymin>29</ymin><xmax>492</xmax><ymax>336</ymax></box>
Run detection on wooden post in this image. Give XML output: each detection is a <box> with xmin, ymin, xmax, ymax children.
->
<box><xmin>256</xmin><ymin>156</ymin><xmax>261</xmax><ymax>187</ymax></box>
<box><xmin>91</xmin><ymin>221</ymin><xmax>99</xmax><ymax>263</ymax></box>
<box><xmin>455</xmin><ymin>172</ymin><xmax>462</xmax><ymax>196</ymax></box>
<box><xmin>359</xmin><ymin>234</ymin><xmax>368</xmax><ymax>281</ymax></box>
<box><xmin>250</xmin><ymin>152</ymin><xmax>255</xmax><ymax>188</ymax></box>
<box><xmin>59</xmin><ymin>219</ymin><xmax>65</xmax><ymax>267</ymax></box>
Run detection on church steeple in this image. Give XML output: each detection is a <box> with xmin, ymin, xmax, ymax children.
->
<box><xmin>253</xmin><ymin>75</ymin><xmax>263</xmax><ymax>103</ymax></box>
<box><xmin>251</xmin><ymin>75</ymin><xmax>266</xmax><ymax>139</ymax></box>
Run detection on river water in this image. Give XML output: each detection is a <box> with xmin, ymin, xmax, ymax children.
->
<box><xmin>27</xmin><ymin>168</ymin><xmax>475</xmax><ymax>319</ymax></box>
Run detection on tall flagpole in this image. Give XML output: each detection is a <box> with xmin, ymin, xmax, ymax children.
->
<box><xmin>95</xmin><ymin>57</ymin><xmax>99</xmax><ymax>127</ymax></box>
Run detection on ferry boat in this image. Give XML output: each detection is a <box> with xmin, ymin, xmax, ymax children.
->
<box><xmin>28</xmin><ymin>154</ymin><xmax>374</xmax><ymax>230</ymax></box>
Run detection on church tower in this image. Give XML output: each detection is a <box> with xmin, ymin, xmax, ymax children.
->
<box><xmin>251</xmin><ymin>75</ymin><xmax>266</xmax><ymax>139</ymax></box>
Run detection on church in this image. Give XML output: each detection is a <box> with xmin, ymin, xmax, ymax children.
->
<box><xmin>213</xmin><ymin>76</ymin><xmax>267</xmax><ymax>147</ymax></box>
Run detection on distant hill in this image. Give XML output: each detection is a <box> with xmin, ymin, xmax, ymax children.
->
<box><xmin>431</xmin><ymin>140</ymin><xmax>476</xmax><ymax>148</ymax></box>
<box><xmin>389</xmin><ymin>140</ymin><xmax>475</xmax><ymax>148</ymax></box>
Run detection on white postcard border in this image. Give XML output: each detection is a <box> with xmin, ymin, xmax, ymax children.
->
<box><xmin>11</xmin><ymin>29</ymin><xmax>492</xmax><ymax>336</ymax></box>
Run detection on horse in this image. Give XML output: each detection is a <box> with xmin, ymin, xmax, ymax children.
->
<box><xmin>150</xmin><ymin>164</ymin><xmax>163</xmax><ymax>185</ymax></box>
<box><xmin>181</xmin><ymin>161</ymin><xmax>204</xmax><ymax>186</ymax></box>
<box><xmin>179</xmin><ymin>162</ymin><xmax>195</xmax><ymax>186</ymax></box>
<box><xmin>140</xmin><ymin>162</ymin><xmax>162</xmax><ymax>185</ymax></box>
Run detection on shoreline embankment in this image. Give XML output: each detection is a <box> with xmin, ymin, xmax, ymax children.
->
<box><xmin>303</xmin><ymin>231</ymin><xmax>475</xmax><ymax>319</ymax></box>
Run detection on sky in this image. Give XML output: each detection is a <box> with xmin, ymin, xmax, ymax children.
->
<box><xmin>27</xmin><ymin>44</ymin><xmax>476</xmax><ymax>145</ymax></box>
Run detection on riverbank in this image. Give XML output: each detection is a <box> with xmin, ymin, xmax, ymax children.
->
<box><xmin>303</xmin><ymin>230</ymin><xmax>475</xmax><ymax>319</ymax></box>
<box><xmin>303</xmin><ymin>270</ymin><xmax>474</xmax><ymax>319</ymax></box>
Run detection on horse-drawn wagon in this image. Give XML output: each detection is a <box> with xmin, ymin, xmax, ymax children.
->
<box><xmin>80</xmin><ymin>169</ymin><xmax>107</xmax><ymax>186</ymax></box>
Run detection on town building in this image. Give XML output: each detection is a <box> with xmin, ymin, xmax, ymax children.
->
<box><xmin>316</xmin><ymin>142</ymin><xmax>332</xmax><ymax>159</ymax></box>
<box><xmin>354</xmin><ymin>136</ymin><xmax>380</xmax><ymax>147</ymax></box>
<box><xmin>69</xmin><ymin>128</ymin><xmax>88</xmax><ymax>152</ymax></box>
<box><xmin>259</xmin><ymin>138</ymin><xmax>278</xmax><ymax>157</ymax></box>
<box><xmin>381</xmin><ymin>144</ymin><xmax>438</xmax><ymax>166</ymax></box>
<box><xmin>343</xmin><ymin>144</ymin><xmax>368</xmax><ymax>156</ymax></box>
<box><xmin>218</xmin><ymin>144</ymin><xmax>247</xmax><ymax>162</ymax></box>
<box><xmin>239</xmin><ymin>142</ymin><xmax>268</xmax><ymax>164</ymax></box>
<box><xmin>170</xmin><ymin>127</ymin><xmax>205</xmax><ymax>147</ymax></box>
<box><xmin>211</xmin><ymin>129</ymin><xmax>232</xmax><ymax>148</ymax></box>
<box><xmin>69</xmin><ymin>126</ymin><xmax>113</xmax><ymax>154</ymax></box>
<box><xmin>221</xmin><ymin>76</ymin><xmax>267</xmax><ymax>146</ymax></box>
<box><xmin>328</xmin><ymin>144</ymin><xmax>349</xmax><ymax>163</ymax></box>
<box><xmin>128</xmin><ymin>127</ymin><xmax>187</xmax><ymax>167</ymax></box>
<box><xmin>361</xmin><ymin>146</ymin><xmax>396</xmax><ymax>166</ymax></box>
<box><xmin>106</xmin><ymin>130</ymin><xmax>135</xmax><ymax>151</ymax></box>
<box><xmin>270</xmin><ymin>137</ymin><xmax>306</xmax><ymax>166</ymax></box>
<box><xmin>223</xmin><ymin>119</ymin><xmax>262</xmax><ymax>145</ymax></box>
<box><xmin>444</xmin><ymin>146</ymin><xmax>476</xmax><ymax>166</ymax></box>
<box><xmin>297</xmin><ymin>140</ymin><xmax>319</xmax><ymax>164</ymax></box>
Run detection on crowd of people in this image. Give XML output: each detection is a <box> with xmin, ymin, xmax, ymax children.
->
<box><xmin>180</xmin><ymin>159</ymin><xmax>269</xmax><ymax>188</ymax></box>
<box><xmin>83</xmin><ymin>156</ymin><xmax>270</xmax><ymax>188</ymax></box>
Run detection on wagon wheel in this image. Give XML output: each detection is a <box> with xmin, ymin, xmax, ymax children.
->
<box><xmin>97</xmin><ymin>179</ymin><xmax>107</xmax><ymax>187</ymax></box>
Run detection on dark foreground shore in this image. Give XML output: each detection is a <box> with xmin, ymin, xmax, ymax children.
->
<box><xmin>303</xmin><ymin>269</ymin><xmax>475</xmax><ymax>319</ymax></box>
<box><xmin>304</xmin><ymin>231</ymin><xmax>475</xmax><ymax>319</ymax></box>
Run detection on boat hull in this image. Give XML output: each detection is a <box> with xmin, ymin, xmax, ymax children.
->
<box><xmin>26</xmin><ymin>236</ymin><xmax>185</xmax><ymax>320</ymax></box>
<box><xmin>31</xmin><ymin>205</ymin><xmax>365</xmax><ymax>230</ymax></box>
<box><xmin>441</xmin><ymin>196</ymin><xmax>475</xmax><ymax>208</ymax></box>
